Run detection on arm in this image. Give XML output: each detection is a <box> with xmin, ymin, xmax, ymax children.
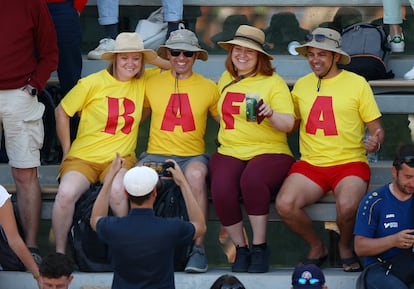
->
<box><xmin>55</xmin><ymin>104</ymin><xmax>72</xmax><ymax>160</ymax></box>
<box><xmin>165</xmin><ymin>159</ymin><xmax>206</xmax><ymax>240</ymax></box>
<box><xmin>0</xmin><ymin>200</ymin><xmax>40</xmax><ymax>282</ymax></box>
<box><xmin>148</xmin><ymin>56</ymin><xmax>171</xmax><ymax>71</ymax></box>
<box><xmin>90</xmin><ymin>153</ymin><xmax>124</xmax><ymax>231</ymax></box>
<box><xmin>257</xmin><ymin>100</ymin><xmax>295</xmax><ymax>132</ymax></box>
<box><xmin>355</xmin><ymin>228</ymin><xmax>414</xmax><ymax>257</ymax></box>
<box><xmin>365</xmin><ymin>118</ymin><xmax>385</xmax><ymax>153</ymax></box>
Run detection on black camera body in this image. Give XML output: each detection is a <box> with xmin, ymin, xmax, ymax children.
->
<box><xmin>161</xmin><ymin>161</ymin><xmax>175</xmax><ymax>177</ymax></box>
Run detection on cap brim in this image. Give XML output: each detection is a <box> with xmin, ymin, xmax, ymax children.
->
<box><xmin>295</xmin><ymin>42</ymin><xmax>350</xmax><ymax>65</ymax></box>
<box><xmin>157</xmin><ymin>45</ymin><xmax>208</xmax><ymax>61</ymax></box>
<box><xmin>101</xmin><ymin>49</ymin><xmax>158</xmax><ymax>63</ymax></box>
<box><xmin>218</xmin><ymin>40</ymin><xmax>274</xmax><ymax>60</ymax></box>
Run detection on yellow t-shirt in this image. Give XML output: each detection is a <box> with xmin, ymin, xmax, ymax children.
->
<box><xmin>216</xmin><ymin>71</ymin><xmax>294</xmax><ymax>160</ymax></box>
<box><xmin>292</xmin><ymin>70</ymin><xmax>382</xmax><ymax>166</ymax></box>
<box><xmin>144</xmin><ymin>71</ymin><xmax>219</xmax><ymax>156</ymax></box>
<box><xmin>61</xmin><ymin>69</ymin><xmax>148</xmax><ymax>163</ymax></box>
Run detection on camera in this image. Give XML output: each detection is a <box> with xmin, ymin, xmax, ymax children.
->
<box><xmin>161</xmin><ymin>161</ymin><xmax>175</xmax><ymax>177</ymax></box>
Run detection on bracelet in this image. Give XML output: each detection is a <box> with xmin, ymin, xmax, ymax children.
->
<box><xmin>33</xmin><ymin>272</ymin><xmax>40</xmax><ymax>280</ymax></box>
<box><xmin>267</xmin><ymin>110</ymin><xmax>274</xmax><ymax>118</ymax></box>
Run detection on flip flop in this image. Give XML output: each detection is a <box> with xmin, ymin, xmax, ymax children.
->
<box><xmin>341</xmin><ymin>254</ymin><xmax>363</xmax><ymax>272</ymax></box>
<box><xmin>302</xmin><ymin>254</ymin><xmax>328</xmax><ymax>267</ymax></box>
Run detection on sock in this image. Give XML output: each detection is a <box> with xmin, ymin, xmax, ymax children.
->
<box><xmin>104</xmin><ymin>24</ymin><xmax>118</xmax><ymax>39</ymax></box>
<box><xmin>252</xmin><ymin>243</ymin><xmax>267</xmax><ymax>250</ymax></box>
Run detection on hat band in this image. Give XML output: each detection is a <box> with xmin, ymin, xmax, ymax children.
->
<box><xmin>234</xmin><ymin>35</ymin><xmax>263</xmax><ymax>48</ymax></box>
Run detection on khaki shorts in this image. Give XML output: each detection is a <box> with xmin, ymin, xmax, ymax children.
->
<box><xmin>0</xmin><ymin>89</ymin><xmax>44</xmax><ymax>168</ymax></box>
<box><xmin>60</xmin><ymin>155</ymin><xmax>137</xmax><ymax>184</ymax></box>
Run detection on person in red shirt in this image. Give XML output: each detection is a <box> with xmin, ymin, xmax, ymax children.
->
<box><xmin>0</xmin><ymin>0</ymin><xmax>58</xmax><ymax>263</ymax></box>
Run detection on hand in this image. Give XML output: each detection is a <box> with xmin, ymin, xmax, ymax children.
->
<box><xmin>257</xmin><ymin>99</ymin><xmax>274</xmax><ymax>118</ymax></box>
<box><xmin>164</xmin><ymin>159</ymin><xmax>186</xmax><ymax>186</ymax></box>
<box><xmin>104</xmin><ymin>152</ymin><xmax>125</xmax><ymax>184</ymax></box>
<box><xmin>395</xmin><ymin>229</ymin><xmax>414</xmax><ymax>249</ymax></box>
<box><xmin>364</xmin><ymin>128</ymin><xmax>381</xmax><ymax>153</ymax></box>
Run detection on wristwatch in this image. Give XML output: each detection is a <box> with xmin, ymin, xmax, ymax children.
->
<box><xmin>23</xmin><ymin>85</ymin><xmax>37</xmax><ymax>96</ymax></box>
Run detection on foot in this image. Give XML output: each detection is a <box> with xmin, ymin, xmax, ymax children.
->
<box><xmin>232</xmin><ymin>246</ymin><xmax>250</xmax><ymax>272</ymax></box>
<box><xmin>341</xmin><ymin>254</ymin><xmax>363</xmax><ymax>272</ymax></box>
<box><xmin>302</xmin><ymin>244</ymin><xmax>328</xmax><ymax>267</ymax></box>
<box><xmin>87</xmin><ymin>38</ymin><xmax>115</xmax><ymax>60</ymax></box>
<box><xmin>184</xmin><ymin>245</ymin><xmax>208</xmax><ymax>273</ymax></box>
<box><xmin>404</xmin><ymin>66</ymin><xmax>414</xmax><ymax>80</ymax></box>
<box><xmin>388</xmin><ymin>34</ymin><xmax>405</xmax><ymax>53</ymax></box>
<box><xmin>301</xmin><ymin>254</ymin><xmax>328</xmax><ymax>267</ymax></box>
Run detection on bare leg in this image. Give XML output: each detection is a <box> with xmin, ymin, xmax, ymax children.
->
<box><xmin>276</xmin><ymin>173</ymin><xmax>328</xmax><ymax>260</ymax></box>
<box><xmin>52</xmin><ymin>171</ymin><xmax>90</xmax><ymax>253</ymax></box>
<box><xmin>12</xmin><ymin>167</ymin><xmax>41</xmax><ymax>249</ymax></box>
<box><xmin>224</xmin><ymin>221</ymin><xmax>247</xmax><ymax>247</ymax></box>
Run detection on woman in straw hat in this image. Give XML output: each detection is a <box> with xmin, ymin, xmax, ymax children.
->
<box><xmin>208</xmin><ymin>25</ymin><xmax>296</xmax><ymax>273</ymax></box>
<box><xmin>52</xmin><ymin>32</ymin><xmax>169</xmax><ymax>255</ymax></box>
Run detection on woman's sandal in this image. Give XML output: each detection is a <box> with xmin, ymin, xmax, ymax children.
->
<box><xmin>341</xmin><ymin>254</ymin><xmax>363</xmax><ymax>272</ymax></box>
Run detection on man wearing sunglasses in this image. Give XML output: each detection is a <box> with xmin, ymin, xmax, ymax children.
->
<box><xmin>276</xmin><ymin>27</ymin><xmax>384</xmax><ymax>272</ymax></box>
<box><xmin>291</xmin><ymin>264</ymin><xmax>328</xmax><ymax>289</ymax></box>
<box><xmin>138</xmin><ymin>29</ymin><xmax>220</xmax><ymax>273</ymax></box>
<box><xmin>354</xmin><ymin>144</ymin><xmax>414</xmax><ymax>289</ymax></box>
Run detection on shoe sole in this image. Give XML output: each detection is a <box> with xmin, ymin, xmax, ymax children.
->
<box><xmin>184</xmin><ymin>266</ymin><xmax>208</xmax><ymax>273</ymax></box>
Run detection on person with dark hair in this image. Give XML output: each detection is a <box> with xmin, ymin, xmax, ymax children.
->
<box><xmin>90</xmin><ymin>154</ymin><xmax>205</xmax><ymax>289</ymax></box>
<box><xmin>209</xmin><ymin>274</ymin><xmax>246</xmax><ymax>289</ymax></box>
<box><xmin>39</xmin><ymin>252</ymin><xmax>74</xmax><ymax>289</ymax></box>
<box><xmin>291</xmin><ymin>264</ymin><xmax>328</xmax><ymax>289</ymax></box>
<box><xmin>276</xmin><ymin>27</ymin><xmax>384</xmax><ymax>272</ymax></box>
<box><xmin>209</xmin><ymin>25</ymin><xmax>295</xmax><ymax>273</ymax></box>
<box><xmin>354</xmin><ymin>144</ymin><xmax>414</xmax><ymax>289</ymax></box>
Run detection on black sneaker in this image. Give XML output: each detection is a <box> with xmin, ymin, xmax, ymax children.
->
<box><xmin>232</xmin><ymin>246</ymin><xmax>250</xmax><ymax>272</ymax></box>
<box><xmin>29</xmin><ymin>247</ymin><xmax>42</xmax><ymax>266</ymax></box>
<box><xmin>248</xmin><ymin>246</ymin><xmax>270</xmax><ymax>273</ymax></box>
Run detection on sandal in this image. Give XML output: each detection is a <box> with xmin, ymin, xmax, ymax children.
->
<box><xmin>302</xmin><ymin>254</ymin><xmax>328</xmax><ymax>267</ymax></box>
<box><xmin>341</xmin><ymin>254</ymin><xmax>363</xmax><ymax>272</ymax></box>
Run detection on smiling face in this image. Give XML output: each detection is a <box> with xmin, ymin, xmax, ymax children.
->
<box><xmin>113</xmin><ymin>52</ymin><xmax>143</xmax><ymax>81</ymax></box>
<box><xmin>306</xmin><ymin>46</ymin><xmax>341</xmax><ymax>78</ymax></box>
<box><xmin>231</xmin><ymin>45</ymin><xmax>258</xmax><ymax>76</ymax></box>
<box><xmin>167</xmin><ymin>49</ymin><xmax>197</xmax><ymax>79</ymax></box>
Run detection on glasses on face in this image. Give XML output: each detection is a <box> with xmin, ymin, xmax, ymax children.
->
<box><xmin>305</xmin><ymin>34</ymin><xmax>340</xmax><ymax>48</ymax></box>
<box><xmin>169</xmin><ymin>49</ymin><xmax>195</xmax><ymax>57</ymax></box>
<box><xmin>220</xmin><ymin>283</ymin><xmax>245</xmax><ymax>289</ymax></box>
<box><xmin>294</xmin><ymin>278</ymin><xmax>321</xmax><ymax>285</ymax></box>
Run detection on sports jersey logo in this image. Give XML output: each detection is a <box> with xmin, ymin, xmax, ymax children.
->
<box><xmin>161</xmin><ymin>93</ymin><xmax>195</xmax><ymax>132</ymax></box>
<box><xmin>306</xmin><ymin>96</ymin><xmax>338</xmax><ymax>136</ymax></box>
<box><xmin>221</xmin><ymin>91</ymin><xmax>245</xmax><ymax>129</ymax></box>
<box><xmin>103</xmin><ymin>97</ymin><xmax>135</xmax><ymax>135</ymax></box>
<box><xmin>383</xmin><ymin>222</ymin><xmax>398</xmax><ymax>229</ymax></box>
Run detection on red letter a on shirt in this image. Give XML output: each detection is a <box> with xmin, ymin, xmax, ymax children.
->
<box><xmin>305</xmin><ymin>96</ymin><xmax>338</xmax><ymax>136</ymax></box>
<box><xmin>161</xmin><ymin>93</ymin><xmax>195</xmax><ymax>132</ymax></box>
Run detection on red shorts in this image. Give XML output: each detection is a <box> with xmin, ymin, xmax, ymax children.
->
<box><xmin>288</xmin><ymin>161</ymin><xmax>371</xmax><ymax>193</ymax></box>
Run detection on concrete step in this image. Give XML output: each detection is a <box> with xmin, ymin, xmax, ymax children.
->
<box><xmin>0</xmin><ymin>267</ymin><xmax>359</xmax><ymax>289</ymax></box>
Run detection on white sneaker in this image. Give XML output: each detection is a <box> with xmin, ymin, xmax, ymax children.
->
<box><xmin>404</xmin><ymin>66</ymin><xmax>414</xmax><ymax>80</ymax></box>
<box><xmin>388</xmin><ymin>34</ymin><xmax>405</xmax><ymax>53</ymax></box>
<box><xmin>87</xmin><ymin>38</ymin><xmax>116</xmax><ymax>60</ymax></box>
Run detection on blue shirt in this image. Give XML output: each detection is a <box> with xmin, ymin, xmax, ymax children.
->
<box><xmin>96</xmin><ymin>208</ymin><xmax>195</xmax><ymax>289</ymax></box>
<box><xmin>354</xmin><ymin>183</ymin><xmax>413</xmax><ymax>266</ymax></box>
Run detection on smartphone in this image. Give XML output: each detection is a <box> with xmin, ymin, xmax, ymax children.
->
<box><xmin>256</xmin><ymin>99</ymin><xmax>265</xmax><ymax>124</ymax></box>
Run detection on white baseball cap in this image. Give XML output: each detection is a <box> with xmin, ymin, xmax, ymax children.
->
<box><xmin>123</xmin><ymin>166</ymin><xmax>159</xmax><ymax>197</ymax></box>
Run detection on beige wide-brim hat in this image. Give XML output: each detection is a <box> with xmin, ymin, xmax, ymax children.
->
<box><xmin>101</xmin><ymin>32</ymin><xmax>157</xmax><ymax>63</ymax></box>
<box><xmin>295</xmin><ymin>27</ymin><xmax>350</xmax><ymax>65</ymax></box>
<box><xmin>157</xmin><ymin>29</ymin><xmax>208</xmax><ymax>61</ymax></box>
<box><xmin>218</xmin><ymin>25</ymin><xmax>273</xmax><ymax>60</ymax></box>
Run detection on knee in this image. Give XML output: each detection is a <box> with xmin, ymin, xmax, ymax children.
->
<box><xmin>275</xmin><ymin>192</ymin><xmax>294</xmax><ymax>216</ymax></box>
<box><xmin>109</xmin><ymin>183</ymin><xmax>126</xmax><ymax>204</ymax></box>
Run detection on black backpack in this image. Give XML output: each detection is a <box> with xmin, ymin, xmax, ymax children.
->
<box><xmin>339</xmin><ymin>22</ymin><xmax>394</xmax><ymax>80</ymax></box>
<box><xmin>154</xmin><ymin>179</ymin><xmax>192</xmax><ymax>271</ymax></box>
<box><xmin>68</xmin><ymin>183</ymin><xmax>113</xmax><ymax>272</ymax></box>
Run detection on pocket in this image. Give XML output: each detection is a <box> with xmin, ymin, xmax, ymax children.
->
<box><xmin>23</xmin><ymin>101</ymin><xmax>45</xmax><ymax>122</ymax></box>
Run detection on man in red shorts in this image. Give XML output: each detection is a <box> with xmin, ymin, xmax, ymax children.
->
<box><xmin>275</xmin><ymin>27</ymin><xmax>384</xmax><ymax>272</ymax></box>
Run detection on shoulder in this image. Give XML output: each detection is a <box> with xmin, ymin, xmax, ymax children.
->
<box><xmin>360</xmin><ymin>185</ymin><xmax>389</xmax><ymax>211</ymax></box>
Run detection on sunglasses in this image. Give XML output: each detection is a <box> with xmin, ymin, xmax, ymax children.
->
<box><xmin>169</xmin><ymin>49</ymin><xmax>195</xmax><ymax>57</ymax></box>
<box><xmin>220</xmin><ymin>283</ymin><xmax>245</xmax><ymax>289</ymax></box>
<box><xmin>305</xmin><ymin>34</ymin><xmax>340</xmax><ymax>48</ymax></box>
<box><xmin>294</xmin><ymin>278</ymin><xmax>321</xmax><ymax>285</ymax></box>
<box><xmin>394</xmin><ymin>156</ymin><xmax>414</xmax><ymax>167</ymax></box>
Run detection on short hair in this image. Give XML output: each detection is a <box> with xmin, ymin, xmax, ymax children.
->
<box><xmin>224</xmin><ymin>46</ymin><xmax>275</xmax><ymax>78</ymax></box>
<box><xmin>393</xmin><ymin>144</ymin><xmax>414</xmax><ymax>170</ymax></box>
<box><xmin>128</xmin><ymin>191</ymin><xmax>152</xmax><ymax>205</ymax></box>
<box><xmin>39</xmin><ymin>252</ymin><xmax>74</xmax><ymax>278</ymax></box>
<box><xmin>209</xmin><ymin>274</ymin><xmax>246</xmax><ymax>289</ymax></box>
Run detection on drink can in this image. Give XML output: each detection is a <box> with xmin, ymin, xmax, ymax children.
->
<box><xmin>246</xmin><ymin>93</ymin><xmax>259</xmax><ymax>122</ymax></box>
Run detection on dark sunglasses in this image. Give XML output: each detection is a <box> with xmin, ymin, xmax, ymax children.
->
<box><xmin>305</xmin><ymin>33</ymin><xmax>340</xmax><ymax>48</ymax></box>
<box><xmin>220</xmin><ymin>283</ymin><xmax>245</xmax><ymax>289</ymax></box>
<box><xmin>170</xmin><ymin>49</ymin><xmax>195</xmax><ymax>57</ymax></box>
<box><xmin>394</xmin><ymin>156</ymin><xmax>414</xmax><ymax>167</ymax></box>
<box><xmin>294</xmin><ymin>278</ymin><xmax>322</xmax><ymax>285</ymax></box>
